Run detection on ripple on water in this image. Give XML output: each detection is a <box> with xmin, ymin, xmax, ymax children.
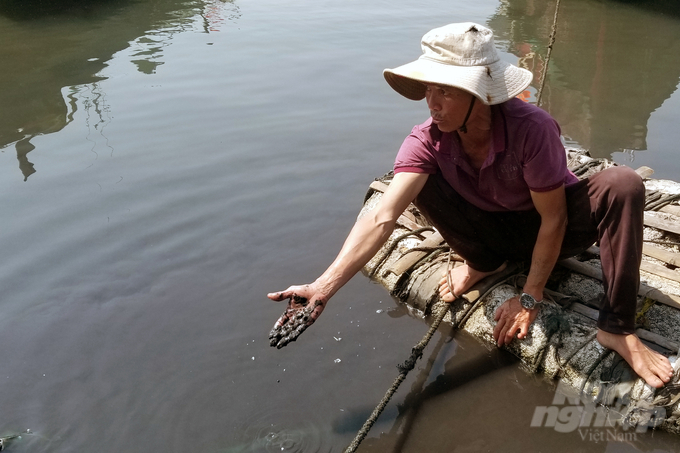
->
<box><xmin>225</xmin><ymin>409</ymin><xmax>333</xmax><ymax>453</ymax></box>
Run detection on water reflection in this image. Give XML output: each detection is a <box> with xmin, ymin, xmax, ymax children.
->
<box><xmin>490</xmin><ymin>0</ymin><xmax>680</xmax><ymax>158</ymax></box>
<box><xmin>0</xmin><ymin>0</ymin><xmax>239</xmax><ymax>180</ymax></box>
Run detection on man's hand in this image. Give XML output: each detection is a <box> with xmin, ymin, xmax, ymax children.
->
<box><xmin>267</xmin><ymin>284</ymin><xmax>328</xmax><ymax>349</ymax></box>
<box><xmin>492</xmin><ymin>296</ymin><xmax>540</xmax><ymax>347</ymax></box>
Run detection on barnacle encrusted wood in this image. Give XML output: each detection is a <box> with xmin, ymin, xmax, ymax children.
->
<box><xmin>360</xmin><ymin>149</ymin><xmax>680</xmax><ymax>434</ymax></box>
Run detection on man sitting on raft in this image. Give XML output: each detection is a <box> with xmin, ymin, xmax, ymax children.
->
<box><xmin>268</xmin><ymin>22</ymin><xmax>674</xmax><ymax>388</ymax></box>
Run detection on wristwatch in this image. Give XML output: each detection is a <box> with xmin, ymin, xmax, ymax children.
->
<box><xmin>520</xmin><ymin>292</ymin><xmax>543</xmax><ymax>310</ymax></box>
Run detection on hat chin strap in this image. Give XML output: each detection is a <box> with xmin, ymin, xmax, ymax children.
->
<box><xmin>458</xmin><ymin>96</ymin><xmax>476</xmax><ymax>134</ymax></box>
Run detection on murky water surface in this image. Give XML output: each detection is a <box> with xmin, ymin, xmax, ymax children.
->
<box><xmin>1</xmin><ymin>0</ymin><xmax>680</xmax><ymax>451</ymax></box>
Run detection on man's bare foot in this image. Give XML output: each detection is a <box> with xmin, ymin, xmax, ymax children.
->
<box><xmin>439</xmin><ymin>261</ymin><xmax>507</xmax><ymax>302</ymax></box>
<box><xmin>596</xmin><ymin>329</ymin><xmax>674</xmax><ymax>388</ymax></box>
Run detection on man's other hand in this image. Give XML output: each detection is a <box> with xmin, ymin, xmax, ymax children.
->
<box><xmin>492</xmin><ymin>296</ymin><xmax>539</xmax><ymax>347</ymax></box>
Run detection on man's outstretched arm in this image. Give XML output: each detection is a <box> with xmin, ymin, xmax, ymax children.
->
<box><xmin>268</xmin><ymin>172</ymin><xmax>429</xmax><ymax>348</ymax></box>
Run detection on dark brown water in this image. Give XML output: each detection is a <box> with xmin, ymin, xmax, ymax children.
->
<box><xmin>1</xmin><ymin>0</ymin><xmax>680</xmax><ymax>451</ymax></box>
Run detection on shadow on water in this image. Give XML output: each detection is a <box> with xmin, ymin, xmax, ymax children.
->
<box><xmin>333</xmin><ymin>323</ymin><xmax>520</xmax><ymax>452</ymax></box>
<box><xmin>610</xmin><ymin>0</ymin><xmax>680</xmax><ymax>18</ymax></box>
<box><xmin>0</xmin><ymin>0</ymin><xmax>133</xmax><ymax>20</ymax></box>
<box><xmin>335</xmin><ymin>320</ymin><xmax>680</xmax><ymax>453</ymax></box>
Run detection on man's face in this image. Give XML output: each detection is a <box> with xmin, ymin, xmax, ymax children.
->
<box><xmin>424</xmin><ymin>84</ymin><xmax>474</xmax><ymax>133</ymax></box>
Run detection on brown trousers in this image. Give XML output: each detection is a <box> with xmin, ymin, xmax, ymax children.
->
<box><xmin>413</xmin><ymin>166</ymin><xmax>644</xmax><ymax>334</ymax></box>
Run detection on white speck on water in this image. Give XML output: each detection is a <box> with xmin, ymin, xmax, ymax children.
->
<box><xmin>376</xmin><ymin>309</ymin><xmax>383</xmax><ymax>313</ymax></box>
<box><xmin>252</xmin><ymin>357</ymin><xmax>255</xmax><ymax>360</ymax></box>
<box><xmin>334</xmin><ymin>358</ymin><xmax>341</xmax><ymax>363</ymax></box>
<box><xmin>334</xmin><ymin>337</ymin><xmax>342</xmax><ymax>341</ymax></box>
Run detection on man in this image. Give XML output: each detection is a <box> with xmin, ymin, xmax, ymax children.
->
<box><xmin>268</xmin><ymin>22</ymin><xmax>673</xmax><ymax>388</ymax></box>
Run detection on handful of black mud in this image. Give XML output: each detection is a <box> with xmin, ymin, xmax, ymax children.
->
<box><xmin>269</xmin><ymin>295</ymin><xmax>323</xmax><ymax>349</ymax></box>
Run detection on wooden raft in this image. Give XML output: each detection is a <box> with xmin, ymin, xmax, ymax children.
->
<box><xmin>360</xmin><ymin>149</ymin><xmax>680</xmax><ymax>435</ymax></box>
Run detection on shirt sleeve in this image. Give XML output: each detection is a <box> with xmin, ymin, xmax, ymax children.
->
<box><xmin>393</xmin><ymin>123</ymin><xmax>439</xmax><ymax>175</ymax></box>
<box><xmin>521</xmin><ymin>118</ymin><xmax>568</xmax><ymax>192</ymax></box>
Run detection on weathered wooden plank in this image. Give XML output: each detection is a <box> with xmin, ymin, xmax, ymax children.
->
<box><xmin>640</xmin><ymin>261</ymin><xmax>680</xmax><ymax>284</ymax></box>
<box><xmin>636</xmin><ymin>328</ymin><xmax>680</xmax><ymax>353</ymax></box>
<box><xmin>400</xmin><ymin>208</ymin><xmax>418</xmax><ymax>225</ymax></box>
<box><xmin>644</xmin><ymin>212</ymin><xmax>680</xmax><ymax>236</ymax></box>
<box><xmin>563</xmin><ymin>300</ymin><xmax>679</xmax><ymax>352</ymax></box>
<box><xmin>396</xmin><ymin>214</ymin><xmax>425</xmax><ymax>233</ymax></box>
<box><xmin>638</xmin><ymin>286</ymin><xmax>680</xmax><ymax>311</ymax></box>
<box><xmin>660</xmin><ymin>204</ymin><xmax>680</xmax><ymax>217</ymax></box>
<box><xmin>581</xmin><ymin>239</ymin><xmax>680</xmax><ymax>270</ymax></box>
<box><xmin>570</xmin><ymin>301</ymin><xmax>599</xmax><ymax>320</ymax></box>
<box><xmin>559</xmin><ymin>258</ymin><xmax>602</xmax><ymax>280</ymax></box>
<box><xmin>369</xmin><ymin>180</ymin><xmax>389</xmax><ymax>192</ymax></box>
<box><xmin>636</xmin><ymin>166</ymin><xmax>655</xmax><ymax>179</ymax></box>
<box><xmin>559</xmin><ymin>258</ymin><xmax>680</xmax><ymax>310</ymax></box>
<box><xmin>642</xmin><ymin>243</ymin><xmax>680</xmax><ymax>267</ymax></box>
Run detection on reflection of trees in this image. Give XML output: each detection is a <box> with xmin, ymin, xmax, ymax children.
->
<box><xmin>0</xmin><ymin>0</ymin><xmax>131</xmax><ymax>21</ymax></box>
<box><xmin>0</xmin><ymin>0</ymin><xmax>239</xmax><ymax>180</ymax></box>
<box><xmin>489</xmin><ymin>0</ymin><xmax>680</xmax><ymax>157</ymax></box>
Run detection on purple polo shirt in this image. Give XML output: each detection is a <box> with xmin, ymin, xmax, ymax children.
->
<box><xmin>394</xmin><ymin>98</ymin><xmax>578</xmax><ymax>212</ymax></box>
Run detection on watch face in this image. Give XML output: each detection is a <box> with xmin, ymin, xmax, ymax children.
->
<box><xmin>520</xmin><ymin>293</ymin><xmax>535</xmax><ymax>309</ymax></box>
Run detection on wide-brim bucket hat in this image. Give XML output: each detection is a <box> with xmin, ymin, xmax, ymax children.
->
<box><xmin>384</xmin><ymin>22</ymin><xmax>533</xmax><ymax>105</ymax></box>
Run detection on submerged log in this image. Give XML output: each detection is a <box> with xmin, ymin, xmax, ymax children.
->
<box><xmin>360</xmin><ymin>149</ymin><xmax>680</xmax><ymax>435</ymax></box>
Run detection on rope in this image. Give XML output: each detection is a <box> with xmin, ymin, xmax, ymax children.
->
<box><xmin>580</xmin><ymin>349</ymin><xmax>613</xmax><ymax>396</ymax></box>
<box><xmin>536</xmin><ymin>0</ymin><xmax>561</xmax><ymax>107</ymax></box>
<box><xmin>367</xmin><ymin>227</ymin><xmax>436</xmax><ymax>279</ymax></box>
<box><xmin>342</xmin><ymin>296</ymin><xmax>450</xmax><ymax>453</ymax></box>
<box><xmin>344</xmin><ymin>255</ymin><xmax>520</xmax><ymax>452</ymax></box>
<box><xmin>343</xmin><ymin>253</ymin><xmax>456</xmax><ymax>453</ymax></box>
<box><xmin>570</xmin><ymin>159</ymin><xmax>606</xmax><ymax>178</ymax></box>
<box><xmin>645</xmin><ymin>192</ymin><xmax>680</xmax><ymax>211</ymax></box>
